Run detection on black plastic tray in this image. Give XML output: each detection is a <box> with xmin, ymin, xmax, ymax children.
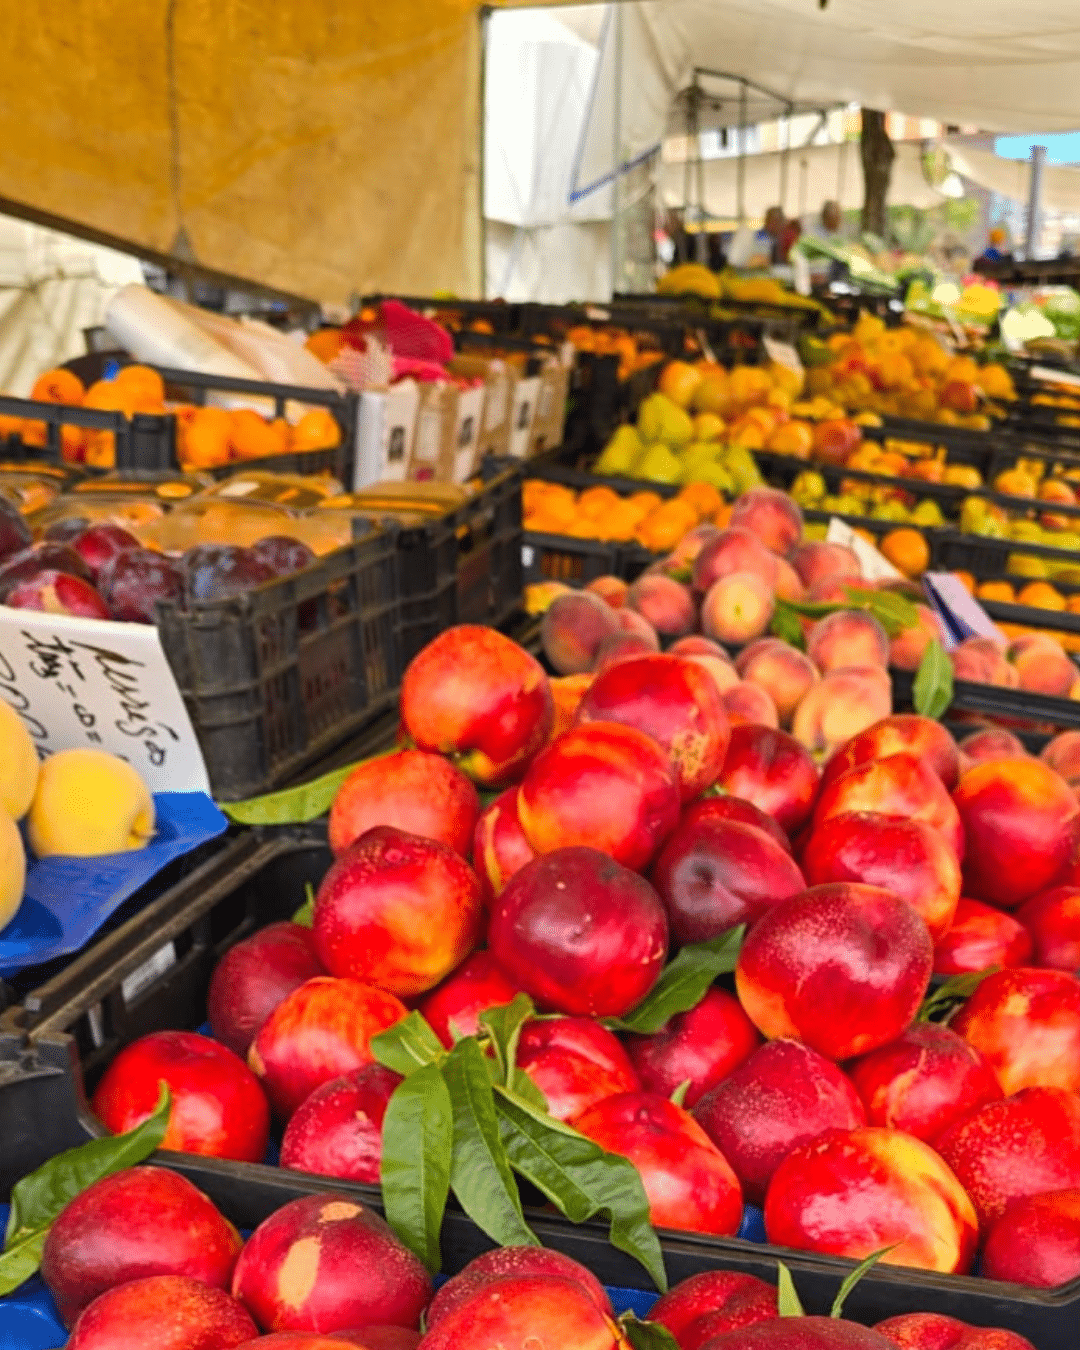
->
<box><xmin>0</xmin><ymin>392</ymin><xmax>173</xmax><ymax>469</ymax></box>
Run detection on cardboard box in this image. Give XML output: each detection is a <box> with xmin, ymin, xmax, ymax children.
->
<box><xmin>533</xmin><ymin>358</ymin><xmax>571</xmax><ymax>454</ymax></box>
<box><xmin>410</xmin><ymin>381</ymin><xmax>487</xmax><ymax>484</ymax></box>
<box><xmin>508</xmin><ymin>376</ymin><xmax>541</xmax><ymax>459</ymax></box>
<box><xmin>449</xmin><ymin>354</ymin><xmax>514</xmax><ymax>459</ymax></box>
<box><xmin>353</xmin><ymin>380</ymin><xmax>419</xmax><ymax>489</ymax></box>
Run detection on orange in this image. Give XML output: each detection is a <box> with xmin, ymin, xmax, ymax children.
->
<box><xmin>976</xmin><ymin>580</ymin><xmax>1015</xmax><ymax>604</ymax></box>
<box><xmin>595</xmin><ymin>502</ymin><xmax>640</xmax><ymax>542</ymax></box>
<box><xmin>953</xmin><ymin>571</ymin><xmax>975</xmax><ymax>595</ymax></box>
<box><xmin>880</xmin><ymin>527</ymin><xmax>930</xmax><ymax>578</ymax></box>
<box><xmin>634</xmin><ymin>499</ymin><xmax>697</xmax><ymax>553</ymax></box>
<box><xmin>180</xmin><ymin>406</ymin><xmax>232</xmax><ymax>469</ymax></box>
<box><xmin>1067</xmin><ymin>595</ymin><xmax>1080</xmax><ymax>616</ymax></box>
<box><xmin>1017</xmin><ymin>581</ymin><xmax>1067</xmax><ymax>611</ymax></box>
<box><xmin>305</xmin><ymin>328</ymin><xmax>345</xmax><ymax>363</ymax></box>
<box><xmin>628</xmin><ymin>491</ymin><xmax>663</xmax><ymax>514</ymax></box>
<box><xmin>766</xmin><ymin>421</ymin><xmax>814</xmax><ymax>457</ymax></box>
<box><xmin>83</xmin><ymin>431</ymin><xmax>116</xmax><ymax>469</ymax></box>
<box><xmin>291</xmin><ymin>408</ymin><xmax>342</xmax><ymax>452</ymax></box>
<box><xmin>677</xmin><ymin>481</ymin><xmax>724</xmax><ymax>520</ymax></box>
<box><xmin>577</xmin><ymin>485</ymin><xmax>622</xmax><ymax>520</ymax></box>
<box><xmin>84</xmin><ymin>380</ymin><xmax>136</xmax><ymax>415</ymax></box>
<box><xmin>114</xmin><ymin>365</ymin><xmax>165</xmax><ymax>405</ymax></box>
<box><xmin>31</xmin><ymin>368</ymin><xmax>84</xmax><ymax>405</ymax></box>
<box><xmin>229</xmin><ymin>408</ymin><xmax>288</xmax><ymax>461</ymax></box>
<box><xmin>714</xmin><ymin>501</ymin><xmax>732</xmax><ymax>528</ymax></box>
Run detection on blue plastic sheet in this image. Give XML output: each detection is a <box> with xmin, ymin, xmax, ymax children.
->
<box><xmin>0</xmin><ymin>1206</ymin><xmax>65</xmax><ymax>1349</ymax></box>
<box><xmin>0</xmin><ymin>793</ymin><xmax>228</xmax><ymax>977</ymax></box>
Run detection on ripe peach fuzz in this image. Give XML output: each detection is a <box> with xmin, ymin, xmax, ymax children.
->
<box><xmin>1041</xmin><ymin>728</ymin><xmax>1080</xmax><ymax>788</ymax></box>
<box><xmin>401</xmin><ymin>625</ymin><xmax>553</xmax><ymax>787</ymax></box>
<box><xmin>647</xmin><ymin>1271</ymin><xmax>778</xmax><ymax>1350</ymax></box>
<box><xmin>231</xmin><ymin>1194</ymin><xmax>431</xmax><ymax>1334</ymax></box>
<box><xmin>791</xmin><ymin>666</ymin><xmax>893</xmax><ymax>763</ymax></box>
<box><xmin>541</xmin><ymin>590</ymin><xmax>620</xmax><ymax>674</ymax></box>
<box><xmin>950</xmin><ymin>637</ymin><xmax>1018</xmax><ymax>688</ymax></box>
<box><xmin>516</xmin><ymin>1015</ymin><xmax>640</xmax><ymax>1121</ymax></box>
<box><xmin>889</xmin><ymin>605</ymin><xmax>944</xmax><ymax>673</ymax></box>
<box><xmin>572</xmin><ymin>1091</ymin><xmax>743</xmax><ymax>1236</ymax></box>
<box><xmin>575</xmin><ymin>653</ymin><xmax>730</xmax><ymax>800</ymax></box>
<box><xmin>801</xmin><ymin>812</ymin><xmax>961</xmax><ymax>940</ymax></box>
<box><xmin>326</xmin><ymin>750</ymin><xmax>479</xmax><ymax>858</ymax></box>
<box><xmin>729</xmin><ymin>486</ymin><xmax>804</xmax><ymax>557</ymax></box>
<box><xmin>683</xmin><ymin>792</ymin><xmax>792</xmax><ymax>852</ymax></box>
<box><xmin>702</xmin><ymin>1320</ymin><xmax>895</xmax><ymax>1349</ymax></box>
<box><xmin>764</xmin><ymin>1127</ymin><xmax>979</xmax><ymax>1274</ymax></box>
<box><xmin>693</xmin><ymin>525</ymin><xmax>779</xmax><ymax>592</ymax></box>
<box><xmin>1010</xmin><ymin>635</ymin><xmax>1080</xmax><ymax>698</ymax></box>
<box><xmin>982</xmin><ymin>1189</ymin><xmax>1080</xmax><ymax>1287</ymax></box>
<box><xmin>934</xmin><ymin>898</ymin><xmax>1033</xmax><ymax>975</ymax></box>
<box><xmin>717</xmin><ymin>724</ymin><xmax>820</xmax><ymax>835</ymax></box>
<box><xmin>41</xmin><ymin>1166</ymin><xmax>242</xmax><ymax>1328</ymax></box>
<box><xmin>951</xmin><ymin>966</ymin><xmax>1080</xmax><ymax>1094</ymax></box>
<box><xmin>249</xmin><ymin>978</ymin><xmax>406</xmax><ymax>1120</ymax></box>
<box><xmin>735</xmin><ymin>883</ymin><xmax>933</xmax><ymax>1061</ymax></box>
<box><xmin>792</xmin><ymin>541</ymin><xmax>861</xmax><ymax>590</ymax></box>
<box><xmin>807</xmin><ymin>609</ymin><xmax>889</xmax><ymax>674</ymax></box>
<box><xmin>953</xmin><ymin>758</ymin><xmax>1079</xmax><ymax>907</ymax></box>
<box><xmin>313</xmin><ymin>826</ymin><xmax>482</xmax><ymax>998</ymax></box>
<box><xmin>471</xmin><ymin>788</ymin><xmax>534</xmax><ymax>901</ymax></box>
<box><xmin>775</xmin><ymin>557</ymin><xmax>808</xmax><ymax>603</ymax></box>
<box><xmin>418</xmin><ymin>1275</ymin><xmax>624</xmax><ymax>1350</ymax></box>
<box><xmin>279</xmin><ymin>1063</ymin><xmax>401</xmax><ymax>1184</ymax></box>
<box><xmin>425</xmin><ymin>1246</ymin><xmax>612</xmax><ymax>1329</ymax></box>
<box><xmin>935</xmin><ymin>1087</ymin><xmax>1080</xmax><ymax>1228</ymax></box>
<box><xmin>813</xmin><ymin>754</ymin><xmax>965</xmax><ymax>861</ymax></box>
<box><xmin>739</xmin><ymin>641</ymin><xmax>819</xmax><ymax>726</ymax></box>
<box><xmin>702</xmin><ymin>571</ymin><xmax>776</xmax><ymax>645</ymax></box>
<box><xmin>875</xmin><ymin>1316</ymin><xmax>1035</xmax><ymax>1350</ymax></box>
<box><xmin>68</xmin><ymin>1275</ymin><xmax>256</xmax><ymax>1350</ymax></box>
<box><xmin>848</xmin><ymin>1024</ymin><xmax>1002</xmax><ymax>1145</ymax></box>
<box><xmin>822</xmin><ymin>715</ymin><xmax>961</xmax><ymax>793</ymax></box>
<box><xmin>625</xmin><ymin>986</ymin><xmax>760</xmax><ymax>1107</ymax></box>
<box><xmin>686</xmin><ymin>652</ymin><xmax>742</xmax><ymax>696</ymax></box>
<box><xmin>418</xmin><ymin>950</ymin><xmax>523</xmax><ymax>1048</ymax></box>
<box><xmin>1016</xmin><ymin>885</ymin><xmax>1080</xmax><ymax>969</ymax></box>
<box><xmin>652</xmin><ymin>815</ymin><xmax>806</xmax><ymax>944</ymax></box>
<box><xmin>517</xmin><ymin>721</ymin><xmax>680</xmax><ymax>870</ymax></box>
<box><xmin>586</xmin><ymin>574</ymin><xmax>629</xmax><ymax>608</ymax></box>
<box><xmin>693</xmin><ymin>1039</ymin><xmax>865</xmax><ymax>1204</ymax></box>
<box><xmin>488</xmin><ymin>847</ymin><xmax>668</xmax><ymax>1018</ymax></box>
<box><xmin>626</xmin><ymin>573</ymin><xmax>698</xmax><ymax>638</ymax></box>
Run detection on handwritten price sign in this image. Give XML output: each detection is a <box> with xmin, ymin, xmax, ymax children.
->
<box><xmin>0</xmin><ymin>610</ymin><xmax>210</xmax><ymax>794</ymax></box>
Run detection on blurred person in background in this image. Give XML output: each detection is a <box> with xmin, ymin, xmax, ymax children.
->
<box><xmin>979</xmin><ymin>227</ymin><xmax>1010</xmax><ymax>263</ymax></box>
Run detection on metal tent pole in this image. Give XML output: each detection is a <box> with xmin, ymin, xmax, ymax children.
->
<box><xmin>1026</xmin><ymin>144</ymin><xmax>1048</xmax><ymax>259</ymax></box>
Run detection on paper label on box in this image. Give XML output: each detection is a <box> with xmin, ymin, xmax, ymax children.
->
<box><xmin>414</xmin><ymin>407</ymin><xmax>442</xmax><ymax>464</ymax></box>
<box><xmin>0</xmin><ymin>610</ymin><xmax>211</xmax><ymax>793</ymax></box>
<box><xmin>485</xmin><ymin>379</ymin><xmax>508</xmax><ymax>432</ymax></box>
<box><xmin>924</xmin><ymin>572</ymin><xmax>1007</xmax><ymax>651</ymax></box>
<box><xmin>122</xmin><ymin>941</ymin><xmax>177</xmax><ymax>1005</ymax></box>
<box><xmin>825</xmin><ymin>517</ymin><xmax>903</xmax><ymax>583</ymax></box>
<box><xmin>763</xmin><ymin>337</ymin><xmax>803</xmax><ymax>375</ymax></box>
<box><xmin>509</xmin><ymin>377</ymin><xmax>541</xmax><ymax>458</ymax></box>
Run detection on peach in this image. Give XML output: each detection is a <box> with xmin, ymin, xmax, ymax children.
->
<box><xmin>652</xmin><ymin>815</ymin><xmax>806</xmax><ymax>943</ymax></box>
<box><xmin>1011</xmin><ymin>640</ymin><xmax>1080</xmax><ymax>697</ymax></box>
<box><xmin>207</xmin><ymin>923</ymin><xmax>324</xmax><ymax>1060</ymax></box>
<box><xmin>717</xmin><ymin>724</ymin><xmax>820</xmax><ymax>835</ymax></box>
<box><xmin>735</xmin><ymin>883</ymin><xmax>933</xmax><ymax>1061</ymax></box>
<box><xmin>231</xmin><ymin>1194</ymin><xmax>431</xmax><ymax>1333</ymax></box>
<box><xmin>693</xmin><ymin>526</ymin><xmax>779</xmax><ymax>592</ymax></box>
<box><xmin>671</xmin><ymin>524</ymin><xmax>723</xmax><ymax>567</ymax></box>
<box><xmin>682</xmin><ymin>793</ymin><xmax>792</xmax><ymax>853</ymax></box>
<box><xmin>313</xmin><ymin>826</ymin><xmax>482</xmax><ymax>998</ymax></box>
<box><xmin>801</xmin><ymin>812</ymin><xmax>961</xmax><ymax>940</ymax></box>
<box><xmin>729</xmin><ymin>487</ymin><xmax>804</xmax><ymax>557</ymax></box>
<box><xmin>402</xmin><ymin>625</ymin><xmax>553</xmax><ymax>787</ymax></box>
<box><xmin>792</xmin><ymin>541</ymin><xmax>862</xmax><ymax>590</ymax></box>
<box><xmin>549</xmin><ymin>673</ymin><xmax>593</xmax><ymax>737</ymax></box>
<box><xmin>874</xmin><ymin>1315</ymin><xmax>1034</xmax><ymax>1350</ymax></box>
<box><xmin>701</xmin><ymin>571</ymin><xmax>776</xmax><ymax>644</ymax></box>
<box><xmin>813</xmin><ymin>754</ymin><xmax>965</xmax><ymax>861</ymax></box>
<box><xmin>572</xmin><ymin>1092</ymin><xmax>743</xmax><ymax>1236</ymax></box>
<box><xmin>625</xmin><ymin>986</ymin><xmax>759</xmax><ymax>1107</ymax></box>
<box><xmin>934</xmin><ymin>898</ymin><xmax>1033</xmax><ymax>975</ymax></box>
<box><xmin>791</xmin><ymin>667</ymin><xmax>893</xmax><ymax>761</ymax></box>
<box><xmin>764</xmin><ymin>1126</ymin><xmax>979</xmax><ymax>1274</ymax></box>
<box><xmin>958</xmin><ymin>727</ymin><xmax>1027</xmax><ymax>765</ymax></box>
<box><xmin>722</xmin><ymin>681</ymin><xmax>780</xmax><ymax>728</ymax></box>
<box><xmin>248</xmin><ymin>978</ymin><xmax>406</xmax><ymax>1120</ymax></box>
<box><xmin>693</xmin><ymin>1039</ymin><xmax>865</xmax><ymax>1204</ymax></box>
<box><xmin>279</xmin><ymin>1063</ymin><xmax>401</xmax><ymax>1184</ymax></box>
<box><xmin>687</xmin><ymin>653</ymin><xmax>742</xmax><ymax>694</ymax></box>
<box><xmin>471</xmin><ymin>788</ymin><xmax>535</xmax><ymax>902</ymax></box>
<box><xmin>890</xmin><ymin>605</ymin><xmax>945</xmax><ymax>672</ymax></box>
<box><xmin>982</xmin><ymin>1189</ymin><xmax>1080</xmax><ymax>1287</ymax></box>
<box><xmin>950</xmin><ymin>637</ymin><xmax>1018</xmax><ymax>688</ymax></box>
<box><xmin>954</xmin><ymin>758</ymin><xmax>1079</xmax><ymax>907</ymax></box>
<box><xmin>418</xmin><ymin>1275</ymin><xmax>623</xmax><ymax>1350</ymax></box>
<box><xmin>848</xmin><ymin>1024</ymin><xmax>1002</xmax><ymax>1145</ymax></box>
<box><xmin>809</xmin><ymin>574</ymin><xmax>864</xmax><ymax>605</ymax></box>
<box><xmin>672</xmin><ymin>635</ymin><xmax>730</xmax><ymax>659</ymax></box>
<box><xmin>586</xmin><ymin>574</ymin><xmax>629</xmax><ymax>608</ymax></box>
<box><xmin>807</xmin><ymin>609</ymin><xmax>890</xmax><ymax>674</ymax></box>
<box><xmin>516</xmin><ymin>1015</ymin><xmax>640</xmax><ymax>1121</ymax></box>
<box><xmin>935</xmin><ymin>1087</ymin><xmax>1080</xmax><ymax>1227</ymax></box>
<box><xmin>813</xmin><ymin>418</ymin><xmax>862</xmax><ymax>464</ymax></box>
<box><xmin>69</xmin><ymin>1275</ymin><xmax>256</xmax><ymax>1350</ymax></box>
<box><xmin>648</xmin><ymin>1271</ymin><xmax>777</xmax><ymax>1349</ymax></box>
<box><xmin>739</xmin><ymin>642</ymin><xmax>819</xmax><ymax>726</ymax></box>
<box><xmin>425</xmin><ymin>1247</ymin><xmax>611</xmax><ymax>1328</ymax></box>
<box><xmin>594</xmin><ymin>633</ymin><xmax>658</xmax><ymax>671</ymax></box>
<box><xmin>822</xmin><ymin>715</ymin><xmax>961</xmax><ymax>793</ymax></box>
<box><xmin>615</xmin><ymin>606</ymin><xmax>661</xmax><ymax>645</ymax></box>
<box><xmin>326</xmin><ymin>751</ymin><xmax>479</xmax><ymax>858</ymax></box>
<box><xmin>951</xmin><ymin>966</ymin><xmax>1080</xmax><ymax>1094</ymax></box>
<box><xmin>542</xmin><ymin>590</ymin><xmax>620</xmax><ymax>673</ymax></box>
<box><xmin>418</xmin><ymin>950</ymin><xmax>523</xmax><ymax>1047</ymax></box>
<box><xmin>488</xmin><ymin>847</ymin><xmax>668</xmax><ymax>1017</ymax></box>
<box><xmin>575</xmin><ymin>653</ymin><xmax>730</xmax><ymax>800</ymax></box>
<box><xmin>775</xmin><ymin>557</ymin><xmax>808</xmax><ymax>602</ymax></box>
<box><xmin>518</xmin><ymin>721</ymin><xmax>680</xmax><ymax>870</ymax></box>
<box><xmin>626</xmin><ymin>573</ymin><xmax>698</xmax><ymax>638</ymax></box>
<box><xmin>1041</xmin><ymin>729</ymin><xmax>1080</xmax><ymax>789</ymax></box>
<box><xmin>41</xmin><ymin>1167</ymin><xmax>242</xmax><ymax>1328</ymax></box>
<box><xmin>1016</xmin><ymin>885</ymin><xmax>1080</xmax><ymax>970</ymax></box>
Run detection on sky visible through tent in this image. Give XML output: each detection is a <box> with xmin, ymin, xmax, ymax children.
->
<box><xmin>995</xmin><ymin>132</ymin><xmax>1080</xmax><ymax>165</ymax></box>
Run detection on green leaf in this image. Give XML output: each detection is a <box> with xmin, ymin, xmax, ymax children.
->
<box><xmin>913</xmin><ymin>638</ymin><xmax>953</xmax><ymax>720</ymax></box>
<box><xmin>829</xmin><ymin>1245</ymin><xmax>900</xmax><ymax>1318</ymax></box>
<box><xmin>850</xmin><ymin>588</ymin><xmax>921</xmax><ymax>637</ymax></box>
<box><xmin>442</xmin><ymin>1039</ymin><xmax>538</xmax><ymax>1250</ymax></box>
<box><xmin>493</xmin><ymin>1086</ymin><xmax>667</xmax><ymax>1293</ymax></box>
<box><xmin>371</xmin><ymin>1012</ymin><xmax>446</xmax><ymax>1078</ymax></box>
<box><xmin>776</xmin><ymin>1260</ymin><xmax>806</xmax><ymax>1317</ymax></box>
<box><xmin>606</xmin><ymin>928</ymin><xmax>745</xmax><ymax>1035</ymax></box>
<box><xmin>769</xmin><ymin>600</ymin><xmax>808</xmax><ymax>648</ymax></box>
<box><xmin>918</xmin><ymin>967</ymin><xmax>1000</xmax><ymax>1024</ymax></box>
<box><xmin>478</xmin><ymin>993</ymin><xmax>536</xmax><ymax>1087</ymax></box>
<box><xmin>292</xmin><ymin>882</ymin><xmax>315</xmax><ymax>928</ymax></box>
<box><xmin>0</xmin><ymin>1085</ymin><xmax>171</xmax><ymax>1296</ymax></box>
<box><xmin>379</xmin><ymin>1064</ymin><xmax>453</xmax><ymax>1275</ymax></box>
<box><xmin>669</xmin><ymin>1080</ymin><xmax>692</xmax><ymax>1108</ymax></box>
<box><xmin>219</xmin><ymin>750</ymin><xmax>392</xmax><ymax>825</ymax></box>
<box><xmin>621</xmin><ymin>1312</ymin><xmax>681</xmax><ymax>1349</ymax></box>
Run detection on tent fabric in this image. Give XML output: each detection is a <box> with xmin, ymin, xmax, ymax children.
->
<box><xmin>0</xmin><ymin>1</ymin><xmax>483</xmax><ymax>306</ymax></box>
<box><xmin>946</xmin><ymin>144</ymin><xmax>1080</xmax><ymax>214</ymax></box>
<box><xmin>486</xmin><ymin>218</ymin><xmax>612</xmax><ymax>301</ymax></box>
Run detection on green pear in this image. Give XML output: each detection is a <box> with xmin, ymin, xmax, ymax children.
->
<box><xmin>790</xmin><ymin>471</ymin><xmax>826</xmax><ymax>507</ymax></box>
<box><xmin>720</xmin><ymin>444</ymin><xmax>764</xmax><ymax>494</ymax></box>
<box><xmin>595</xmin><ymin>425</ymin><xmax>645</xmax><ymax>475</ymax></box>
<box><xmin>635</xmin><ymin>442</ymin><xmax>684</xmax><ymax>485</ymax></box>
<box><xmin>690</xmin><ymin>462</ymin><xmax>736</xmax><ymax>493</ymax></box>
<box><xmin>870</xmin><ymin>500</ymin><xmax>910</xmax><ymax>523</ymax></box>
<box><xmin>911</xmin><ymin>499</ymin><xmax>945</xmax><ymax>527</ymax></box>
<box><xmin>638</xmin><ymin>392</ymin><xmax>692</xmax><ymax>448</ymax></box>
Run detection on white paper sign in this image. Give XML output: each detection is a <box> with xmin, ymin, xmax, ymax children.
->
<box><xmin>763</xmin><ymin>336</ymin><xmax>804</xmax><ymax>376</ymax></box>
<box><xmin>825</xmin><ymin>517</ymin><xmax>904</xmax><ymax>583</ymax></box>
<box><xmin>923</xmin><ymin>572</ymin><xmax>1007</xmax><ymax>652</ymax></box>
<box><xmin>0</xmin><ymin>609</ymin><xmax>211</xmax><ymax>794</ymax></box>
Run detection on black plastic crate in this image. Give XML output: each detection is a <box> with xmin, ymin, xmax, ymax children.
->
<box><xmin>521</xmin><ymin>530</ymin><xmax>622</xmax><ymax>587</ymax></box>
<box><xmin>2</xmin><ymin>831</ymin><xmax>1078</xmax><ymax>1346</ymax></box>
<box><xmin>154</xmin><ymin>525</ymin><xmax>400</xmax><ymax>800</ymax></box>
<box><xmin>0</xmin><ymin>391</ymin><xmax>174</xmax><ymax>469</ymax></box>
